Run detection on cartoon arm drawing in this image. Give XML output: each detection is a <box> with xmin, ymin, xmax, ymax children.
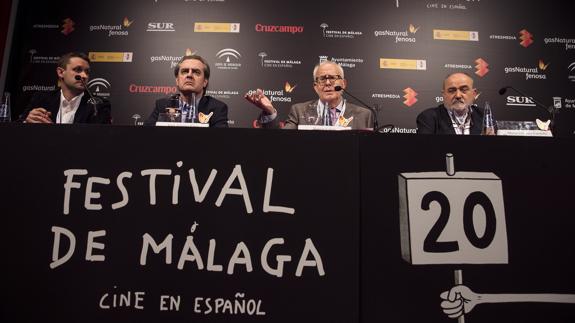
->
<box><xmin>440</xmin><ymin>284</ymin><xmax>575</xmax><ymax>319</ymax></box>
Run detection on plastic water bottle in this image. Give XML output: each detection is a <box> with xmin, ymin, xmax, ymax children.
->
<box><xmin>0</xmin><ymin>92</ymin><xmax>11</xmax><ymax>122</ymax></box>
<box><xmin>481</xmin><ymin>101</ymin><xmax>496</xmax><ymax>136</ymax></box>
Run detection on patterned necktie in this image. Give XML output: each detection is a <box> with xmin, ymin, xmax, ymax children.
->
<box><xmin>330</xmin><ymin>108</ymin><xmax>338</xmax><ymax>126</ymax></box>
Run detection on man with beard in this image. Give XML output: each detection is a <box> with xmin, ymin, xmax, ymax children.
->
<box><xmin>144</xmin><ymin>55</ymin><xmax>229</xmax><ymax>127</ymax></box>
<box><xmin>416</xmin><ymin>72</ymin><xmax>485</xmax><ymax>135</ymax></box>
<box><xmin>245</xmin><ymin>60</ymin><xmax>373</xmax><ymax>130</ymax></box>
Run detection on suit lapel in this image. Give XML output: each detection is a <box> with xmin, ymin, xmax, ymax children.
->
<box><xmin>197</xmin><ymin>96</ymin><xmax>209</xmax><ymax>114</ymax></box>
<box><xmin>439</xmin><ymin>106</ymin><xmax>456</xmax><ymax>134</ymax></box>
<box><xmin>47</xmin><ymin>90</ymin><xmax>61</xmax><ymax>121</ymax></box>
<box><xmin>73</xmin><ymin>93</ymin><xmax>91</xmax><ymax>123</ymax></box>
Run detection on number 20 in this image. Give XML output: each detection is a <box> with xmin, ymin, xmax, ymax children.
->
<box><xmin>420</xmin><ymin>191</ymin><xmax>497</xmax><ymax>253</ymax></box>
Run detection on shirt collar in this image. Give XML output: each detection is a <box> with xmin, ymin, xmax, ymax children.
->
<box><xmin>318</xmin><ymin>98</ymin><xmax>344</xmax><ymax>112</ymax></box>
<box><xmin>60</xmin><ymin>90</ymin><xmax>84</xmax><ymax>105</ymax></box>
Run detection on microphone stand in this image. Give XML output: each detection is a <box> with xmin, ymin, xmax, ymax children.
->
<box><xmin>334</xmin><ymin>86</ymin><xmax>386</xmax><ymax>131</ymax></box>
<box><xmin>321</xmin><ymin>100</ymin><xmax>329</xmax><ymax>126</ymax></box>
<box><xmin>75</xmin><ymin>75</ymin><xmax>102</xmax><ymax>117</ymax></box>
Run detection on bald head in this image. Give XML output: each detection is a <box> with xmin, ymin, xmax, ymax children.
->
<box><xmin>442</xmin><ymin>72</ymin><xmax>477</xmax><ymax>116</ymax></box>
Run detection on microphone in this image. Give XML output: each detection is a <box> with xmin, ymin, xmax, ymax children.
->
<box><xmin>75</xmin><ymin>75</ymin><xmax>102</xmax><ymax>117</ymax></box>
<box><xmin>334</xmin><ymin>85</ymin><xmax>386</xmax><ymax>131</ymax></box>
<box><xmin>498</xmin><ymin>86</ymin><xmax>553</xmax><ymax>115</ymax></box>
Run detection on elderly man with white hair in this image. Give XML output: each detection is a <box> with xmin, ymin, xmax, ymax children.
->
<box><xmin>245</xmin><ymin>60</ymin><xmax>373</xmax><ymax>130</ymax></box>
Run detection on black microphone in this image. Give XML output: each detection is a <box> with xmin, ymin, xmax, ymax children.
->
<box><xmin>75</xmin><ymin>75</ymin><xmax>102</xmax><ymax>117</ymax></box>
<box><xmin>334</xmin><ymin>85</ymin><xmax>385</xmax><ymax>131</ymax></box>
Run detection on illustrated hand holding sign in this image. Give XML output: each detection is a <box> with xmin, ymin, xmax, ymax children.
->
<box><xmin>398</xmin><ymin>153</ymin><xmax>575</xmax><ymax>321</ymax></box>
<box><xmin>399</xmin><ymin>153</ymin><xmax>508</xmax><ymax>265</ymax></box>
<box><xmin>398</xmin><ymin>153</ymin><xmax>508</xmax><ymax>321</ymax></box>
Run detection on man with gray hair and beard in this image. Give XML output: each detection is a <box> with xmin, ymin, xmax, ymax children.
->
<box><xmin>416</xmin><ymin>72</ymin><xmax>489</xmax><ymax>135</ymax></box>
<box><xmin>245</xmin><ymin>60</ymin><xmax>373</xmax><ymax>129</ymax></box>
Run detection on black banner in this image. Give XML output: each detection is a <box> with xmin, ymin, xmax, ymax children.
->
<box><xmin>4</xmin><ymin>0</ymin><xmax>575</xmax><ymax>130</ymax></box>
<box><xmin>0</xmin><ymin>124</ymin><xmax>360</xmax><ymax>322</ymax></box>
<box><xmin>360</xmin><ymin>134</ymin><xmax>575</xmax><ymax>322</ymax></box>
<box><xmin>1</xmin><ymin>125</ymin><xmax>574</xmax><ymax>322</ymax></box>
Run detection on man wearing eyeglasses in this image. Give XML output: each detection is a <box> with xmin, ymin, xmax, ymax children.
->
<box><xmin>416</xmin><ymin>72</ymin><xmax>484</xmax><ymax>135</ymax></box>
<box><xmin>144</xmin><ymin>55</ymin><xmax>229</xmax><ymax>127</ymax></box>
<box><xmin>245</xmin><ymin>60</ymin><xmax>373</xmax><ymax>129</ymax></box>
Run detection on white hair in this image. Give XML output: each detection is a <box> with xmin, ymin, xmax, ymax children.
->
<box><xmin>313</xmin><ymin>60</ymin><xmax>344</xmax><ymax>80</ymax></box>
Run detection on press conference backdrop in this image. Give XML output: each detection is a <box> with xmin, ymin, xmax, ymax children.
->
<box><xmin>4</xmin><ymin>0</ymin><xmax>575</xmax><ymax>129</ymax></box>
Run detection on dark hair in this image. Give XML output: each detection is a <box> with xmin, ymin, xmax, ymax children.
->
<box><xmin>173</xmin><ymin>55</ymin><xmax>211</xmax><ymax>80</ymax></box>
<box><xmin>57</xmin><ymin>52</ymin><xmax>90</xmax><ymax>69</ymax></box>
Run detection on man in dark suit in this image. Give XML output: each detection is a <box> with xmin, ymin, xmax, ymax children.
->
<box><xmin>244</xmin><ymin>61</ymin><xmax>373</xmax><ymax>130</ymax></box>
<box><xmin>416</xmin><ymin>72</ymin><xmax>486</xmax><ymax>135</ymax></box>
<box><xmin>19</xmin><ymin>52</ymin><xmax>111</xmax><ymax>124</ymax></box>
<box><xmin>144</xmin><ymin>55</ymin><xmax>228</xmax><ymax>127</ymax></box>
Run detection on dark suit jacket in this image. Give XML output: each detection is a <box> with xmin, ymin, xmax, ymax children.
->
<box><xmin>416</xmin><ymin>104</ymin><xmax>484</xmax><ymax>135</ymax></box>
<box><xmin>19</xmin><ymin>90</ymin><xmax>112</xmax><ymax>124</ymax></box>
<box><xmin>263</xmin><ymin>100</ymin><xmax>374</xmax><ymax>130</ymax></box>
<box><xmin>144</xmin><ymin>95</ymin><xmax>229</xmax><ymax>128</ymax></box>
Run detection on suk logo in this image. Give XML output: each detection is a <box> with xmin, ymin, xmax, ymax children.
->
<box><xmin>215</xmin><ymin>48</ymin><xmax>241</xmax><ymax>70</ymax></box>
<box><xmin>147</xmin><ymin>22</ymin><xmax>175</xmax><ymax>32</ymax></box>
<box><xmin>319</xmin><ymin>23</ymin><xmax>363</xmax><ymax>39</ymax></box>
<box><xmin>87</xmin><ymin>78</ymin><xmax>111</xmax><ymax>98</ymax></box>
<box><xmin>506</xmin><ymin>96</ymin><xmax>536</xmax><ymax>107</ymax></box>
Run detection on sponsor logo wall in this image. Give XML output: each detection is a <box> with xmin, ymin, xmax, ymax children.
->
<box><xmin>5</xmin><ymin>0</ymin><xmax>575</xmax><ymax>129</ymax></box>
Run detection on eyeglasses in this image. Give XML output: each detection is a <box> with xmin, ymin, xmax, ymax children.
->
<box><xmin>314</xmin><ymin>74</ymin><xmax>342</xmax><ymax>85</ymax></box>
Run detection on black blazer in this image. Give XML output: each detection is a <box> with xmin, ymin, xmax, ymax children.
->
<box><xmin>18</xmin><ymin>90</ymin><xmax>112</xmax><ymax>124</ymax></box>
<box><xmin>144</xmin><ymin>95</ymin><xmax>229</xmax><ymax>128</ymax></box>
<box><xmin>416</xmin><ymin>104</ymin><xmax>484</xmax><ymax>135</ymax></box>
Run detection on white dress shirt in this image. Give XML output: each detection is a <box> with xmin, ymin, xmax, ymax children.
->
<box><xmin>56</xmin><ymin>91</ymin><xmax>84</xmax><ymax>124</ymax></box>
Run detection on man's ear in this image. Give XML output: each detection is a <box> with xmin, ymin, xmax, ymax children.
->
<box><xmin>56</xmin><ymin>67</ymin><xmax>65</xmax><ymax>78</ymax></box>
